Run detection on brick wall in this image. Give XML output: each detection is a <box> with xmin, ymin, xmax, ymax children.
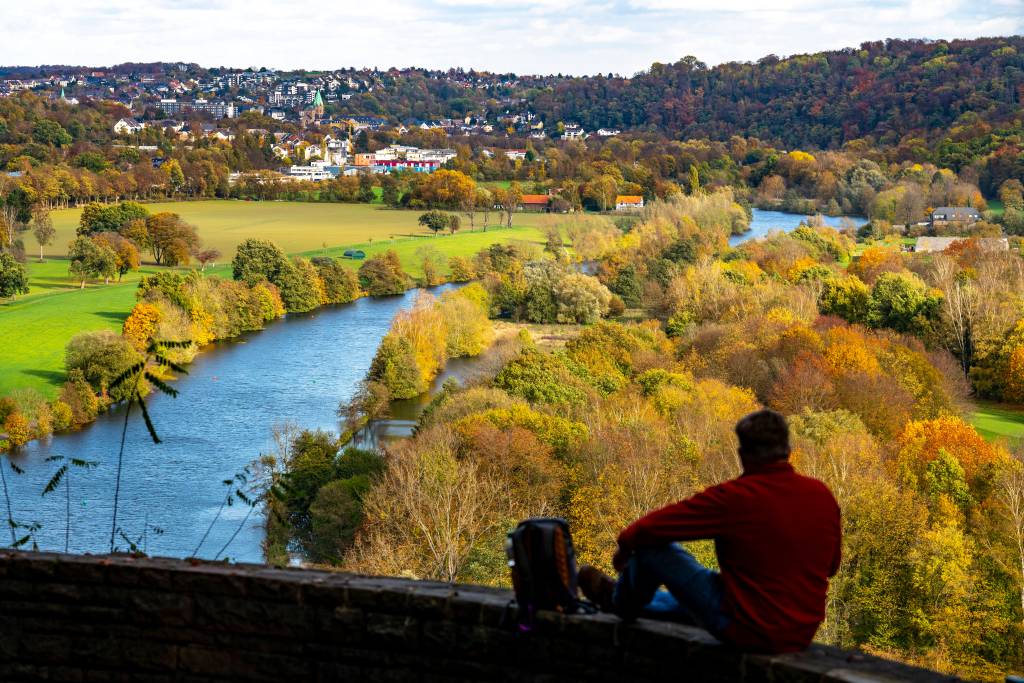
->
<box><xmin>0</xmin><ymin>551</ymin><xmax>960</xmax><ymax>682</ymax></box>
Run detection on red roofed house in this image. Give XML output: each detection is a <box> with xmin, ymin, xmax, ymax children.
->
<box><xmin>616</xmin><ymin>195</ymin><xmax>644</xmax><ymax>212</ymax></box>
<box><xmin>520</xmin><ymin>194</ymin><xmax>551</xmax><ymax>211</ymax></box>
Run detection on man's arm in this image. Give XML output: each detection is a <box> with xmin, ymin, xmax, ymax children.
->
<box><xmin>828</xmin><ymin>502</ymin><xmax>842</xmax><ymax>578</ymax></box>
<box><xmin>617</xmin><ymin>484</ymin><xmax>732</xmax><ymax>553</ymax></box>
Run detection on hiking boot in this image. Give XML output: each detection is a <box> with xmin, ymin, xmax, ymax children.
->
<box><xmin>578</xmin><ymin>565</ymin><xmax>615</xmax><ymax>612</ymax></box>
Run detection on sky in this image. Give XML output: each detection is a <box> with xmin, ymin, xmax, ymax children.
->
<box><xmin>1</xmin><ymin>0</ymin><xmax>1021</xmax><ymax>76</ymax></box>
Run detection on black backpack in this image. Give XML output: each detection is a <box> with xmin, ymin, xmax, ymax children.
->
<box><xmin>506</xmin><ymin>517</ymin><xmax>589</xmax><ymax>626</ymax></box>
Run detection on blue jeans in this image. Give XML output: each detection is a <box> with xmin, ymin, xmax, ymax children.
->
<box><xmin>612</xmin><ymin>543</ymin><xmax>730</xmax><ymax>636</ymax></box>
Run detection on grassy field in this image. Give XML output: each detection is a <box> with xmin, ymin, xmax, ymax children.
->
<box><xmin>970</xmin><ymin>402</ymin><xmax>1024</xmax><ymax>444</ymax></box>
<box><xmin>2</xmin><ymin>201</ymin><xmax>548</xmax><ymax>399</ymax></box>
<box><xmin>49</xmin><ymin>200</ymin><xmax>547</xmax><ymax>258</ymax></box>
<box><xmin>300</xmin><ymin>225</ymin><xmax>544</xmax><ymax>277</ymax></box>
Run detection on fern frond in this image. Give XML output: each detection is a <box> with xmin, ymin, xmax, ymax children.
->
<box><xmin>109</xmin><ymin>361</ymin><xmax>145</xmax><ymax>391</ymax></box>
<box><xmin>144</xmin><ymin>372</ymin><xmax>179</xmax><ymax>398</ymax></box>
<box><xmin>70</xmin><ymin>458</ymin><xmax>98</xmax><ymax>469</ymax></box>
<box><xmin>156</xmin><ymin>339</ymin><xmax>194</xmax><ymax>349</ymax></box>
<box><xmin>42</xmin><ymin>465</ymin><xmax>68</xmax><ymax>496</ymax></box>
<box><xmin>137</xmin><ymin>396</ymin><xmax>161</xmax><ymax>444</ymax></box>
<box><xmin>153</xmin><ymin>355</ymin><xmax>189</xmax><ymax>375</ymax></box>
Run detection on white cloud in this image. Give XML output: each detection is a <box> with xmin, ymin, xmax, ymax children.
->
<box><xmin>0</xmin><ymin>0</ymin><xmax>1019</xmax><ymax>74</ymax></box>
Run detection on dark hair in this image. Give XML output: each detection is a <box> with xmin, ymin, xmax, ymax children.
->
<box><xmin>735</xmin><ymin>409</ymin><xmax>790</xmax><ymax>464</ymax></box>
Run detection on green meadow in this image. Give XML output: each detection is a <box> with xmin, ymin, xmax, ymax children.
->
<box><xmin>970</xmin><ymin>401</ymin><xmax>1024</xmax><ymax>444</ymax></box>
<box><xmin>47</xmin><ymin>199</ymin><xmax>548</xmax><ymax>258</ymax></box>
<box><xmin>2</xmin><ymin>201</ymin><xmax>549</xmax><ymax>398</ymax></box>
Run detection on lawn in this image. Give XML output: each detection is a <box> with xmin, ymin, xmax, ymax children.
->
<box><xmin>2</xmin><ymin>201</ymin><xmax>549</xmax><ymax>399</ymax></box>
<box><xmin>49</xmin><ymin>200</ymin><xmax>548</xmax><ymax>258</ymax></box>
<box><xmin>0</xmin><ymin>279</ymin><xmax>142</xmax><ymax>398</ymax></box>
<box><xmin>970</xmin><ymin>402</ymin><xmax>1024</xmax><ymax>444</ymax></box>
<box><xmin>299</xmin><ymin>224</ymin><xmax>544</xmax><ymax>277</ymax></box>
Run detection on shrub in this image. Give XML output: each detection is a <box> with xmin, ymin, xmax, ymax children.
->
<box><xmin>0</xmin><ymin>397</ymin><xmax>17</xmax><ymax>423</ymax></box>
<box><xmin>65</xmin><ymin>331</ymin><xmax>142</xmax><ymax>402</ymax></box>
<box><xmin>370</xmin><ymin>298</ymin><xmax>449</xmax><ymax>399</ymax></box>
<box><xmin>122</xmin><ymin>302</ymin><xmax>162</xmax><ymax>350</ymax></box>
<box><xmin>493</xmin><ymin>349</ymin><xmax>591</xmax><ymax>406</ymax></box>
<box><xmin>3</xmin><ymin>412</ymin><xmax>31</xmax><ymax>447</ymax></box>
<box><xmin>358</xmin><ymin>251</ymin><xmax>412</xmax><ymax>296</ymax></box>
<box><xmin>440</xmin><ymin>289</ymin><xmax>494</xmax><ymax>358</ymax></box>
<box><xmin>252</xmin><ymin>281</ymin><xmax>286</xmax><ymax>320</ymax></box>
<box><xmin>819</xmin><ymin>276</ymin><xmax>870</xmax><ymax>324</ymax></box>
<box><xmin>552</xmin><ymin>272</ymin><xmax>612</xmax><ymax>324</ymax></box>
<box><xmin>59</xmin><ymin>369</ymin><xmax>100</xmax><ymax>425</ymax></box>
<box><xmin>33</xmin><ymin>403</ymin><xmax>53</xmax><ymax>439</ymax></box>
<box><xmin>51</xmin><ymin>400</ymin><xmax>73</xmax><ymax>431</ymax></box>
<box><xmin>313</xmin><ymin>257</ymin><xmax>361</xmax><ymax>304</ymax></box>
<box><xmin>448</xmin><ymin>256</ymin><xmax>476</xmax><ymax>282</ymax></box>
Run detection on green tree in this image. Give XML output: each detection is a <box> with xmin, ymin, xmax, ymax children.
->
<box><xmin>68</xmin><ymin>236</ymin><xmax>117</xmax><ymax>287</ymax></box>
<box><xmin>819</xmin><ymin>276</ymin><xmax>871</xmax><ymax>324</ymax></box>
<box><xmin>867</xmin><ymin>272</ymin><xmax>943</xmax><ymax>337</ymax></box>
<box><xmin>232</xmin><ymin>238</ymin><xmax>288</xmax><ymax>285</ymax></box>
<box><xmin>275</xmin><ymin>258</ymin><xmax>323</xmax><ymax>313</ymax></box>
<box><xmin>418</xmin><ymin>210</ymin><xmax>450</xmax><ymax>235</ymax></box>
<box><xmin>0</xmin><ymin>252</ymin><xmax>28</xmax><ymax>298</ymax></box>
<box><xmin>77</xmin><ymin>202</ymin><xmax>150</xmax><ymax>237</ymax></box>
<box><xmin>32</xmin><ymin>119</ymin><xmax>72</xmax><ymax>146</ymax></box>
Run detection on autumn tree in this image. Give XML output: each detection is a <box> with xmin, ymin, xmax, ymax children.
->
<box><xmin>92</xmin><ymin>232</ymin><xmax>140</xmax><ymax>280</ymax></box>
<box><xmin>194</xmin><ymin>248</ymin><xmax>222</xmax><ymax>271</ymax></box>
<box><xmin>145</xmin><ymin>212</ymin><xmax>200</xmax><ymax>266</ymax></box>
<box><xmin>31</xmin><ymin>209</ymin><xmax>55</xmax><ymax>262</ymax></box>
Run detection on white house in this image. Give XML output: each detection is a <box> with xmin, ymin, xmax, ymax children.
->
<box><xmin>597</xmin><ymin>128</ymin><xmax>621</xmax><ymax>137</ymax></box>
<box><xmin>615</xmin><ymin>195</ymin><xmax>644</xmax><ymax>212</ymax></box>
<box><xmin>505</xmin><ymin>149</ymin><xmax>527</xmax><ymax>161</ymax></box>
<box><xmin>563</xmin><ymin>124</ymin><xmax>585</xmax><ymax>139</ymax></box>
<box><xmin>287</xmin><ymin>162</ymin><xmax>335</xmax><ymax>181</ymax></box>
<box><xmin>113</xmin><ymin>118</ymin><xmax>146</xmax><ymax>135</ymax></box>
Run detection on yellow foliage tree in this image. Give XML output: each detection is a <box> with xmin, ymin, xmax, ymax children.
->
<box><xmin>122</xmin><ymin>302</ymin><xmax>162</xmax><ymax>350</ymax></box>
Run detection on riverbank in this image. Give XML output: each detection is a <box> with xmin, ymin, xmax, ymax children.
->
<box><xmin>2</xmin><ymin>288</ymin><xmax>457</xmax><ymax>560</ymax></box>
<box><xmin>0</xmin><ymin>221</ymin><xmax>546</xmax><ymax>399</ymax></box>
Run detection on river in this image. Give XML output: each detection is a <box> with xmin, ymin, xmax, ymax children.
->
<box><xmin>3</xmin><ymin>209</ymin><xmax>848</xmax><ymax>562</ymax></box>
<box><xmin>729</xmin><ymin>209</ymin><xmax>862</xmax><ymax>247</ymax></box>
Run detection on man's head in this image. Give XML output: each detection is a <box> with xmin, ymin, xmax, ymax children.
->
<box><xmin>735</xmin><ymin>409</ymin><xmax>791</xmax><ymax>470</ymax></box>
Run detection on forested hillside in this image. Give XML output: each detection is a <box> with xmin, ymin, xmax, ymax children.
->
<box><xmin>530</xmin><ymin>37</ymin><xmax>1023</xmax><ymax>157</ymax></box>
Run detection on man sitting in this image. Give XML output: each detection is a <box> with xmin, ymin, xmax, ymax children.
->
<box><xmin>578</xmin><ymin>409</ymin><xmax>841</xmax><ymax>653</ymax></box>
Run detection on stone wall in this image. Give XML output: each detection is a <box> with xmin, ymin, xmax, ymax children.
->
<box><xmin>0</xmin><ymin>551</ymin><xmax>960</xmax><ymax>682</ymax></box>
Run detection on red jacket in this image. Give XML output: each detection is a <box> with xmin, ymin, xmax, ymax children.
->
<box><xmin>617</xmin><ymin>460</ymin><xmax>841</xmax><ymax>653</ymax></box>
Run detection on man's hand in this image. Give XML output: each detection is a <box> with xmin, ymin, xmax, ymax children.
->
<box><xmin>612</xmin><ymin>545</ymin><xmax>631</xmax><ymax>573</ymax></box>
